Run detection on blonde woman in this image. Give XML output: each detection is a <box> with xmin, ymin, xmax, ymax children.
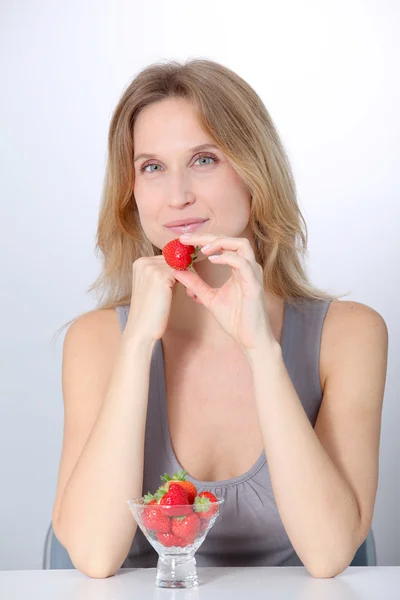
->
<box><xmin>52</xmin><ymin>59</ymin><xmax>388</xmax><ymax>578</ymax></box>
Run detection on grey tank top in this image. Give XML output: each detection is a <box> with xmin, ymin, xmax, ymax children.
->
<box><xmin>118</xmin><ymin>298</ymin><xmax>331</xmax><ymax>568</ymax></box>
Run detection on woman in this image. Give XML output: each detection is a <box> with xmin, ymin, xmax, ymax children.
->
<box><xmin>52</xmin><ymin>59</ymin><xmax>388</xmax><ymax>578</ymax></box>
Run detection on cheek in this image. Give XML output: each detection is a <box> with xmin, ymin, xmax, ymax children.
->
<box><xmin>215</xmin><ymin>174</ymin><xmax>251</xmax><ymax>216</ymax></box>
<box><xmin>216</xmin><ymin>181</ymin><xmax>251</xmax><ymax>234</ymax></box>
<box><xmin>134</xmin><ymin>179</ymin><xmax>161</xmax><ymax>218</ymax></box>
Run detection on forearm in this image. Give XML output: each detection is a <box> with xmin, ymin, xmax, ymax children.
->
<box><xmin>246</xmin><ymin>341</ymin><xmax>362</xmax><ymax>577</ymax></box>
<box><xmin>55</xmin><ymin>335</ymin><xmax>154</xmax><ymax>577</ymax></box>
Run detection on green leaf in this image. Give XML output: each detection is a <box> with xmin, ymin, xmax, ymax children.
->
<box><xmin>143</xmin><ymin>492</ymin><xmax>155</xmax><ymax>504</ymax></box>
<box><xmin>193</xmin><ymin>495</ymin><xmax>210</xmax><ymax>513</ymax></box>
<box><xmin>155</xmin><ymin>487</ymin><xmax>167</xmax><ymax>501</ymax></box>
<box><xmin>172</xmin><ymin>470</ymin><xmax>187</xmax><ymax>481</ymax></box>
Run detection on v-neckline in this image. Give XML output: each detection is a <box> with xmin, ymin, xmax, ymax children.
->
<box><xmin>156</xmin><ymin>301</ymin><xmax>291</xmax><ymax>488</ymax></box>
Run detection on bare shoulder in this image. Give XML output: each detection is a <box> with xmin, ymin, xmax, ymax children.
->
<box><xmin>64</xmin><ymin>308</ymin><xmax>122</xmax><ymax>350</ymax></box>
<box><xmin>62</xmin><ymin>308</ymin><xmax>123</xmax><ymax>394</ymax></box>
<box><xmin>323</xmin><ymin>299</ymin><xmax>388</xmax><ymax>335</ymax></box>
<box><xmin>320</xmin><ymin>300</ymin><xmax>388</xmax><ymax>389</ymax></box>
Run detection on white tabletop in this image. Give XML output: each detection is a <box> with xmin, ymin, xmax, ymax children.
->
<box><xmin>0</xmin><ymin>567</ymin><xmax>399</xmax><ymax>599</ymax></box>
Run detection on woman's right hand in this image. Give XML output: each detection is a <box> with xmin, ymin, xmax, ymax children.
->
<box><xmin>124</xmin><ymin>255</ymin><xmax>178</xmax><ymax>343</ymax></box>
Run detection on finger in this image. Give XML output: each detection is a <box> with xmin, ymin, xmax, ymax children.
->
<box><xmin>201</xmin><ymin>237</ymin><xmax>255</xmax><ymax>262</ymax></box>
<box><xmin>186</xmin><ymin>287</ymin><xmax>203</xmax><ymax>305</ymax></box>
<box><xmin>207</xmin><ymin>251</ymin><xmax>257</xmax><ymax>287</ymax></box>
<box><xmin>208</xmin><ymin>248</ymin><xmax>261</xmax><ymax>280</ymax></box>
<box><xmin>180</xmin><ymin>234</ymin><xmax>254</xmax><ymax>262</ymax></box>
<box><xmin>179</xmin><ymin>234</ymin><xmax>222</xmax><ymax>250</ymax></box>
<box><xmin>173</xmin><ymin>269</ymin><xmax>215</xmax><ymax>308</ymax></box>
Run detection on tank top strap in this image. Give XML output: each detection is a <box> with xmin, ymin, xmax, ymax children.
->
<box><xmin>283</xmin><ymin>297</ymin><xmax>332</xmax><ymax>421</ymax></box>
<box><xmin>115</xmin><ymin>305</ymin><xmax>130</xmax><ymax>332</ymax></box>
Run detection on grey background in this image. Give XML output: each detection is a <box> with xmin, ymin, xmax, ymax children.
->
<box><xmin>1</xmin><ymin>0</ymin><xmax>399</xmax><ymax>569</ymax></box>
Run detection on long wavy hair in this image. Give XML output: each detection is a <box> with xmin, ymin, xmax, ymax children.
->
<box><xmin>88</xmin><ymin>58</ymin><xmax>341</xmax><ymax>311</ymax></box>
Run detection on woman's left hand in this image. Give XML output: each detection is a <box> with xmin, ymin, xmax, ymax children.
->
<box><xmin>173</xmin><ymin>234</ymin><xmax>276</xmax><ymax>352</ymax></box>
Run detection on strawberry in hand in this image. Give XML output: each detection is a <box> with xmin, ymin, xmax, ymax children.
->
<box><xmin>162</xmin><ymin>239</ymin><xmax>201</xmax><ymax>271</ymax></box>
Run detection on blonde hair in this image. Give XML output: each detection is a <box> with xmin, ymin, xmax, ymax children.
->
<box><xmin>90</xmin><ymin>58</ymin><xmax>341</xmax><ymax>310</ymax></box>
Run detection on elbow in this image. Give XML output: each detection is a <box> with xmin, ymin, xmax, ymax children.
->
<box><xmin>304</xmin><ymin>544</ymin><xmax>358</xmax><ymax>579</ymax></box>
<box><xmin>306</xmin><ymin>559</ymin><xmax>349</xmax><ymax>579</ymax></box>
<box><xmin>69</xmin><ymin>550</ymin><xmax>120</xmax><ymax>579</ymax></box>
<box><xmin>305</xmin><ymin>514</ymin><xmax>370</xmax><ymax>578</ymax></box>
<box><xmin>74</xmin><ymin>560</ymin><xmax>117</xmax><ymax>579</ymax></box>
<box><xmin>52</xmin><ymin>519</ymin><xmax>120</xmax><ymax>579</ymax></box>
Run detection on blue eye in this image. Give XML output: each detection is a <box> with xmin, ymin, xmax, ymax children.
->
<box><xmin>140</xmin><ymin>153</ymin><xmax>218</xmax><ymax>173</ymax></box>
<box><xmin>194</xmin><ymin>155</ymin><xmax>216</xmax><ymax>166</ymax></box>
<box><xmin>142</xmin><ymin>163</ymin><xmax>162</xmax><ymax>173</ymax></box>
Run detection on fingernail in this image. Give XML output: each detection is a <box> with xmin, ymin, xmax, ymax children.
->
<box><xmin>202</xmin><ymin>244</ymin><xmax>211</xmax><ymax>251</ymax></box>
<box><xmin>180</xmin><ymin>234</ymin><xmax>192</xmax><ymax>239</ymax></box>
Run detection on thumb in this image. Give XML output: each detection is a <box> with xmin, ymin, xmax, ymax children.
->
<box><xmin>173</xmin><ymin>269</ymin><xmax>214</xmax><ymax>308</ymax></box>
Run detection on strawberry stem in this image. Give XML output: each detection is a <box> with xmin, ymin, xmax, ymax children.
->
<box><xmin>155</xmin><ymin>487</ymin><xmax>168</xmax><ymax>501</ymax></box>
<box><xmin>173</xmin><ymin>470</ymin><xmax>187</xmax><ymax>480</ymax></box>
<box><xmin>194</xmin><ymin>495</ymin><xmax>211</xmax><ymax>513</ymax></box>
<box><xmin>188</xmin><ymin>246</ymin><xmax>202</xmax><ymax>270</ymax></box>
<box><xmin>144</xmin><ymin>492</ymin><xmax>156</xmax><ymax>504</ymax></box>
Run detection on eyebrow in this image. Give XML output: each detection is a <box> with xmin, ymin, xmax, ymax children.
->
<box><xmin>133</xmin><ymin>143</ymin><xmax>219</xmax><ymax>163</ymax></box>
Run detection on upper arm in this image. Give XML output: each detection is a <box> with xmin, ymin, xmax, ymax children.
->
<box><xmin>52</xmin><ymin>308</ymin><xmax>122</xmax><ymax>528</ymax></box>
<box><xmin>315</xmin><ymin>300</ymin><xmax>388</xmax><ymax>541</ymax></box>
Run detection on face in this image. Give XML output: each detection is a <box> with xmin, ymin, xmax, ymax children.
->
<box><xmin>133</xmin><ymin>97</ymin><xmax>253</xmax><ymax>252</ymax></box>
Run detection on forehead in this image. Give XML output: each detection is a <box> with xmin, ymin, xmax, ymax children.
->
<box><xmin>134</xmin><ymin>98</ymin><xmax>209</xmax><ymax>150</ymax></box>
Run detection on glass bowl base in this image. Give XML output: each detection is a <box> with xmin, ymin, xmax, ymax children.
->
<box><xmin>155</xmin><ymin>554</ymin><xmax>198</xmax><ymax>588</ymax></box>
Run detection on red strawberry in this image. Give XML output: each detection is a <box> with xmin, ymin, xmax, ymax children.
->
<box><xmin>142</xmin><ymin>503</ymin><xmax>171</xmax><ymax>534</ymax></box>
<box><xmin>156</xmin><ymin>483</ymin><xmax>192</xmax><ymax>517</ymax></box>
<box><xmin>160</xmin><ymin>470</ymin><xmax>197</xmax><ymax>504</ymax></box>
<box><xmin>162</xmin><ymin>239</ymin><xmax>201</xmax><ymax>271</ymax></box>
<box><xmin>194</xmin><ymin>491</ymin><xmax>219</xmax><ymax>520</ymax></box>
<box><xmin>156</xmin><ymin>532</ymin><xmax>185</xmax><ymax>548</ymax></box>
<box><xmin>171</xmin><ymin>513</ymin><xmax>201</xmax><ymax>544</ymax></box>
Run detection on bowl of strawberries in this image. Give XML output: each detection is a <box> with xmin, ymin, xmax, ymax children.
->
<box><xmin>128</xmin><ymin>470</ymin><xmax>224</xmax><ymax>588</ymax></box>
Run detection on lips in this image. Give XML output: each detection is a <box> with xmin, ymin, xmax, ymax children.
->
<box><xmin>164</xmin><ymin>218</ymin><xmax>209</xmax><ymax>234</ymax></box>
<box><xmin>164</xmin><ymin>218</ymin><xmax>208</xmax><ymax>227</ymax></box>
<box><xmin>165</xmin><ymin>220</ymin><xmax>208</xmax><ymax>234</ymax></box>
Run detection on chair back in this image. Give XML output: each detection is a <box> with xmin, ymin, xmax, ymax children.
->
<box><xmin>350</xmin><ymin>530</ymin><xmax>377</xmax><ymax>566</ymax></box>
<box><xmin>43</xmin><ymin>524</ymin><xmax>75</xmax><ymax>569</ymax></box>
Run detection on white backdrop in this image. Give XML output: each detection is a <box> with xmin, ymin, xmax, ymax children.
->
<box><xmin>1</xmin><ymin>0</ymin><xmax>399</xmax><ymax>570</ymax></box>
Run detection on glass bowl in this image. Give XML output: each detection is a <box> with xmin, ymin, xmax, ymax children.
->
<box><xmin>127</xmin><ymin>496</ymin><xmax>224</xmax><ymax>588</ymax></box>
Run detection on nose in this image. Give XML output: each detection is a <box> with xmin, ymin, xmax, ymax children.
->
<box><xmin>166</xmin><ymin>171</ymin><xmax>196</xmax><ymax>208</ymax></box>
